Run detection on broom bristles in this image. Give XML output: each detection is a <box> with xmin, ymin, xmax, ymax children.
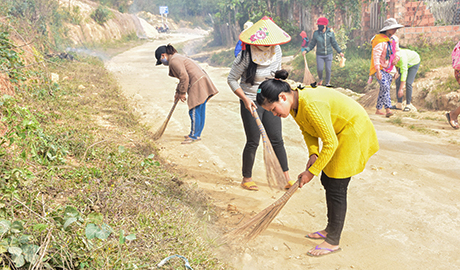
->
<box><xmin>303</xmin><ymin>55</ymin><xmax>316</xmax><ymax>85</ymax></box>
<box><xmin>223</xmin><ymin>180</ymin><xmax>300</xmax><ymax>242</ymax></box>
<box><xmin>152</xmin><ymin>99</ymin><xmax>179</xmax><ymax>141</ymax></box>
<box><xmin>252</xmin><ymin>110</ymin><xmax>288</xmax><ymax>190</ymax></box>
<box><xmin>263</xmin><ymin>137</ymin><xmax>288</xmax><ymax>190</ymax></box>
<box><xmin>358</xmin><ymin>88</ymin><xmax>379</xmax><ymax>108</ymax></box>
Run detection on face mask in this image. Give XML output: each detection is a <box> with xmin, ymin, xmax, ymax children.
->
<box><xmin>318</xmin><ymin>25</ymin><xmax>325</xmax><ymax>31</ymax></box>
<box><xmin>161</xmin><ymin>58</ymin><xmax>169</xmax><ymax>66</ymax></box>
<box><xmin>255</xmin><ymin>45</ymin><xmax>271</xmax><ymax>52</ymax></box>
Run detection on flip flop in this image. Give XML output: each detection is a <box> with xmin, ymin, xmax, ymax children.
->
<box><xmin>181</xmin><ymin>138</ymin><xmax>200</xmax><ymax>144</ymax></box>
<box><xmin>184</xmin><ymin>135</ymin><xmax>202</xmax><ymax>140</ymax></box>
<box><xmin>284</xmin><ymin>180</ymin><xmax>296</xmax><ymax>190</ymax></box>
<box><xmin>305</xmin><ymin>231</ymin><xmax>326</xmax><ymax>239</ymax></box>
<box><xmin>385</xmin><ymin>112</ymin><xmax>394</xmax><ymax>118</ymax></box>
<box><xmin>390</xmin><ymin>105</ymin><xmax>402</xmax><ymax>110</ymax></box>
<box><xmin>307</xmin><ymin>245</ymin><xmax>342</xmax><ymax>257</ymax></box>
<box><xmin>241</xmin><ymin>181</ymin><xmax>258</xmax><ymax>191</ymax></box>
<box><xmin>403</xmin><ymin>106</ymin><xmax>411</xmax><ymax>112</ymax></box>
<box><xmin>446</xmin><ymin>113</ymin><xmax>459</xmax><ymax>129</ymax></box>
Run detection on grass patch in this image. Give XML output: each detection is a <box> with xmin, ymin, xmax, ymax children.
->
<box><xmin>430</xmin><ymin>74</ymin><xmax>459</xmax><ymax>94</ymax></box>
<box><xmin>388</xmin><ymin>116</ymin><xmax>403</xmax><ymax>126</ymax></box>
<box><xmin>209</xmin><ymin>49</ymin><xmax>235</xmax><ymax>67</ymax></box>
<box><xmin>1</xmin><ymin>51</ymin><xmax>229</xmax><ymax>269</ymax></box>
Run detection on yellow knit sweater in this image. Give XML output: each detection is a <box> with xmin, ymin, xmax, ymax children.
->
<box><xmin>291</xmin><ymin>86</ymin><xmax>379</xmax><ymax>178</ymax></box>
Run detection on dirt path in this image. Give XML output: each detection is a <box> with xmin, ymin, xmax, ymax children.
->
<box><xmin>106</xmin><ymin>33</ymin><xmax>460</xmax><ymax>270</ymax></box>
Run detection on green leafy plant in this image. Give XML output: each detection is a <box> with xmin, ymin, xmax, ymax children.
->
<box><xmin>0</xmin><ymin>31</ymin><xmax>25</xmax><ymax>83</ymax></box>
<box><xmin>60</xmin><ymin>5</ymin><xmax>82</xmax><ymax>25</ymax></box>
<box><xmin>0</xmin><ymin>220</ymin><xmax>40</xmax><ymax>268</ymax></box>
<box><xmin>90</xmin><ymin>5</ymin><xmax>112</xmax><ymax>25</ymax></box>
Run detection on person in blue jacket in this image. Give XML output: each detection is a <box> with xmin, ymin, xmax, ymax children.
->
<box><xmin>303</xmin><ymin>17</ymin><xmax>344</xmax><ymax>87</ymax></box>
<box><xmin>234</xmin><ymin>21</ymin><xmax>253</xmax><ymax>57</ymax></box>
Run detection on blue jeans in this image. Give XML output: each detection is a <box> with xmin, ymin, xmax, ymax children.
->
<box><xmin>188</xmin><ymin>100</ymin><xmax>207</xmax><ymax>139</ymax></box>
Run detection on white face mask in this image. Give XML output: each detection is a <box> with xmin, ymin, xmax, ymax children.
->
<box><xmin>251</xmin><ymin>45</ymin><xmax>276</xmax><ymax>66</ymax></box>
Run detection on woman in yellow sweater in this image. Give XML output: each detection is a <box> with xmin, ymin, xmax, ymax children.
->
<box><xmin>256</xmin><ymin>70</ymin><xmax>379</xmax><ymax>257</ymax></box>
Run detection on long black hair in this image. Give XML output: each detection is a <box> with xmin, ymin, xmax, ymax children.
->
<box><xmin>238</xmin><ymin>44</ymin><xmax>258</xmax><ymax>85</ymax></box>
<box><xmin>256</xmin><ymin>70</ymin><xmax>292</xmax><ymax>106</ymax></box>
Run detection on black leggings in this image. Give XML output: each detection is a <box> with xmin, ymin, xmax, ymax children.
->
<box><xmin>240</xmin><ymin>100</ymin><xmax>289</xmax><ymax>178</ymax></box>
<box><xmin>321</xmin><ymin>172</ymin><xmax>351</xmax><ymax>245</ymax></box>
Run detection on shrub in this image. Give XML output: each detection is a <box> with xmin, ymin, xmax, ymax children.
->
<box><xmin>90</xmin><ymin>5</ymin><xmax>112</xmax><ymax>25</ymax></box>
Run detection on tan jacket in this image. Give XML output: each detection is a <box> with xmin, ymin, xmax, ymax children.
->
<box><xmin>168</xmin><ymin>54</ymin><xmax>218</xmax><ymax>109</ymax></box>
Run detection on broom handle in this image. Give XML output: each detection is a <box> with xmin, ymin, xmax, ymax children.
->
<box><xmin>252</xmin><ymin>108</ymin><xmax>271</xmax><ymax>152</ymax></box>
<box><xmin>303</xmin><ymin>54</ymin><xmax>308</xmax><ymax>70</ymax></box>
<box><xmin>166</xmin><ymin>98</ymin><xmax>179</xmax><ymax>122</ymax></box>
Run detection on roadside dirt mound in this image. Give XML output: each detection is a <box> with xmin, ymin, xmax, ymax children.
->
<box><xmin>413</xmin><ymin>66</ymin><xmax>460</xmax><ymax>111</ymax></box>
<box><xmin>359</xmin><ymin>65</ymin><xmax>460</xmax><ymax>111</ymax></box>
<box><xmin>61</xmin><ymin>0</ymin><xmax>146</xmax><ymax>45</ymax></box>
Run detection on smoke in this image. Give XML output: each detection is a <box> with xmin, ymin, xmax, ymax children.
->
<box><xmin>66</xmin><ymin>47</ymin><xmax>110</xmax><ymax>61</ymax></box>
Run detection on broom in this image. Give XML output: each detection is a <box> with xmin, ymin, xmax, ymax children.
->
<box><xmin>303</xmin><ymin>54</ymin><xmax>316</xmax><ymax>86</ymax></box>
<box><xmin>224</xmin><ymin>179</ymin><xmax>300</xmax><ymax>242</ymax></box>
<box><xmin>152</xmin><ymin>98</ymin><xmax>179</xmax><ymax>140</ymax></box>
<box><xmin>252</xmin><ymin>108</ymin><xmax>288</xmax><ymax>190</ymax></box>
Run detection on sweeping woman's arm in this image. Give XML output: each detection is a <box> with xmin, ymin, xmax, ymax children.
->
<box><xmin>227</xmin><ymin>52</ymin><xmax>256</xmax><ymax>112</ymax></box>
<box><xmin>169</xmin><ymin>58</ymin><xmax>188</xmax><ymax>101</ymax></box>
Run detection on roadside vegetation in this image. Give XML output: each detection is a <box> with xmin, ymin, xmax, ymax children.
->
<box><xmin>207</xmin><ymin>36</ymin><xmax>457</xmax><ymax>95</ymax></box>
<box><xmin>1</xmin><ymin>0</ymin><xmax>229</xmax><ymax>269</ymax></box>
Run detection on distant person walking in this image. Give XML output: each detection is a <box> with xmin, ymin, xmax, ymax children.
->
<box><xmin>446</xmin><ymin>40</ymin><xmax>460</xmax><ymax>129</ymax></box>
<box><xmin>234</xmin><ymin>21</ymin><xmax>253</xmax><ymax>57</ymax></box>
<box><xmin>300</xmin><ymin>30</ymin><xmax>309</xmax><ymax>54</ymax></box>
<box><xmin>155</xmin><ymin>44</ymin><xmax>219</xmax><ymax>144</ymax></box>
<box><xmin>392</xmin><ymin>48</ymin><xmax>421</xmax><ymax>112</ymax></box>
<box><xmin>369</xmin><ymin>18</ymin><xmax>403</xmax><ymax>117</ymax></box>
<box><xmin>302</xmin><ymin>17</ymin><xmax>344</xmax><ymax>87</ymax></box>
<box><xmin>227</xmin><ymin>16</ymin><xmax>292</xmax><ymax>191</ymax></box>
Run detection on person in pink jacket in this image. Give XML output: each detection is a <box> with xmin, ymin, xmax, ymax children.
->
<box><xmin>369</xmin><ymin>18</ymin><xmax>403</xmax><ymax>117</ymax></box>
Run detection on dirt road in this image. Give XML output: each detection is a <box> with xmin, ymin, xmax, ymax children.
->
<box><xmin>106</xmin><ymin>33</ymin><xmax>460</xmax><ymax>270</ymax></box>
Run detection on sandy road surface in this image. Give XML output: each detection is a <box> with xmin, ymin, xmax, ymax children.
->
<box><xmin>106</xmin><ymin>33</ymin><xmax>460</xmax><ymax>269</ymax></box>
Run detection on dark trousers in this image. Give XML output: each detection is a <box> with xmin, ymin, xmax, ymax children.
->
<box><xmin>316</xmin><ymin>54</ymin><xmax>333</xmax><ymax>85</ymax></box>
<box><xmin>240</xmin><ymin>100</ymin><xmax>289</xmax><ymax>178</ymax></box>
<box><xmin>395</xmin><ymin>63</ymin><xmax>420</xmax><ymax>105</ymax></box>
<box><xmin>321</xmin><ymin>172</ymin><xmax>351</xmax><ymax>245</ymax></box>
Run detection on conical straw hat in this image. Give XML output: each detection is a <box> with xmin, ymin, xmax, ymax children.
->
<box><xmin>239</xmin><ymin>16</ymin><xmax>291</xmax><ymax>46</ymax></box>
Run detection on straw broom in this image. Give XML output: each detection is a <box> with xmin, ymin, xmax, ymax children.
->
<box><xmin>252</xmin><ymin>109</ymin><xmax>288</xmax><ymax>190</ymax></box>
<box><xmin>358</xmin><ymin>88</ymin><xmax>379</xmax><ymax>108</ymax></box>
<box><xmin>303</xmin><ymin>54</ymin><xmax>316</xmax><ymax>86</ymax></box>
<box><xmin>224</xmin><ymin>180</ymin><xmax>300</xmax><ymax>242</ymax></box>
<box><xmin>152</xmin><ymin>99</ymin><xmax>179</xmax><ymax>140</ymax></box>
